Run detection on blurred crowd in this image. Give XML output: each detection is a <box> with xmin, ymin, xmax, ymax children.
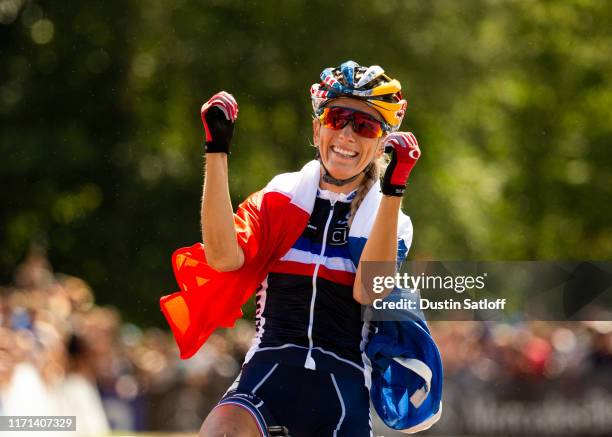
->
<box><xmin>429</xmin><ymin>320</ymin><xmax>612</xmax><ymax>435</ymax></box>
<box><xmin>1</xmin><ymin>249</ymin><xmax>611</xmax><ymax>436</ymax></box>
<box><xmin>434</xmin><ymin>319</ymin><xmax>612</xmax><ymax>384</ymax></box>
<box><xmin>0</xmin><ymin>248</ymin><xmax>253</xmax><ymax>435</ymax></box>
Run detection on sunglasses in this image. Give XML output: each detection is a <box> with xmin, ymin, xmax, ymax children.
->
<box><xmin>318</xmin><ymin>106</ymin><xmax>388</xmax><ymax>139</ymax></box>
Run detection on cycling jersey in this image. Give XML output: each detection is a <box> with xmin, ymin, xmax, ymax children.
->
<box><xmin>225</xmin><ymin>188</ymin><xmax>376</xmax><ymax>437</ymax></box>
<box><xmin>244</xmin><ymin>188</ymin><xmax>373</xmax><ymax>381</ymax></box>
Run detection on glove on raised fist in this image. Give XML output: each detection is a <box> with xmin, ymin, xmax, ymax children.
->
<box><xmin>200</xmin><ymin>91</ymin><xmax>238</xmax><ymax>154</ymax></box>
<box><xmin>381</xmin><ymin>132</ymin><xmax>421</xmax><ymax>197</ymax></box>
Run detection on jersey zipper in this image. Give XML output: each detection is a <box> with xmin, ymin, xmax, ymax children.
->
<box><xmin>304</xmin><ymin>199</ymin><xmax>336</xmax><ymax>370</ymax></box>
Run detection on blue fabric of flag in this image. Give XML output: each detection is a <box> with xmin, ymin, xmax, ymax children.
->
<box><xmin>366</xmin><ymin>289</ymin><xmax>443</xmax><ymax>432</ymax></box>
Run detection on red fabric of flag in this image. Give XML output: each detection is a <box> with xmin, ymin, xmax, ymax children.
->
<box><xmin>160</xmin><ymin>190</ymin><xmax>308</xmax><ymax>359</ymax></box>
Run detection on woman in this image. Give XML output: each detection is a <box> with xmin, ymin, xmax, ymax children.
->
<box><xmin>165</xmin><ymin>61</ymin><xmax>422</xmax><ymax>437</ymax></box>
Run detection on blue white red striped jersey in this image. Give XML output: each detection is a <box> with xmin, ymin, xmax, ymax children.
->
<box><xmin>244</xmin><ymin>163</ymin><xmax>413</xmax><ymax>387</ymax></box>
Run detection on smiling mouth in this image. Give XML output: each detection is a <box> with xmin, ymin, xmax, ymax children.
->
<box><xmin>331</xmin><ymin>145</ymin><xmax>359</xmax><ymax>158</ymax></box>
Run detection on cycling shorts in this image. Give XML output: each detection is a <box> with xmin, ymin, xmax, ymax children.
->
<box><xmin>216</xmin><ymin>352</ymin><xmax>372</xmax><ymax>437</ymax></box>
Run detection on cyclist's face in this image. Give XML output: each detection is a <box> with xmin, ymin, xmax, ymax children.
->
<box><xmin>313</xmin><ymin>98</ymin><xmax>385</xmax><ymax>184</ymax></box>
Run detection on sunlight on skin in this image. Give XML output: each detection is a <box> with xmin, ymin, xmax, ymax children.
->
<box><xmin>313</xmin><ymin>97</ymin><xmax>386</xmax><ymax>193</ymax></box>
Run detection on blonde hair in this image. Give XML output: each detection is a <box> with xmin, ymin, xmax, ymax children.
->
<box><xmin>348</xmin><ymin>154</ymin><xmax>388</xmax><ymax>227</ymax></box>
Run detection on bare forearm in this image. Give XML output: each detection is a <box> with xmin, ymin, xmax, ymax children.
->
<box><xmin>201</xmin><ymin>154</ymin><xmax>244</xmax><ymax>271</ymax></box>
<box><xmin>354</xmin><ymin>196</ymin><xmax>401</xmax><ymax>304</ymax></box>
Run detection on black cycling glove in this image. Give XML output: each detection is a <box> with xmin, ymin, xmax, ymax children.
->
<box><xmin>200</xmin><ymin>91</ymin><xmax>238</xmax><ymax>154</ymax></box>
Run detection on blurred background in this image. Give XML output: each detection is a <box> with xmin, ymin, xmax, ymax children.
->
<box><xmin>1</xmin><ymin>0</ymin><xmax>611</xmax><ymax>435</ymax></box>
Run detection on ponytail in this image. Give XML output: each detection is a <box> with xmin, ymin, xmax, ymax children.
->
<box><xmin>348</xmin><ymin>155</ymin><xmax>388</xmax><ymax>227</ymax></box>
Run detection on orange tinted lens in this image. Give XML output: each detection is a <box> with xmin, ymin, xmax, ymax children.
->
<box><xmin>320</xmin><ymin>107</ymin><xmax>350</xmax><ymax>130</ymax></box>
<box><xmin>352</xmin><ymin>112</ymin><xmax>384</xmax><ymax>138</ymax></box>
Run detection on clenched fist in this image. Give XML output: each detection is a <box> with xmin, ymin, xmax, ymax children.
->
<box><xmin>381</xmin><ymin>132</ymin><xmax>421</xmax><ymax>196</ymax></box>
<box><xmin>201</xmin><ymin>91</ymin><xmax>238</xmax><ymax>154</ymax></box>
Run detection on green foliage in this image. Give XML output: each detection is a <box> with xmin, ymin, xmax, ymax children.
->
<box><xmin>1</xmin><ymin>0</ymin><xmax>610</xmax><ymax>324</ymax></box>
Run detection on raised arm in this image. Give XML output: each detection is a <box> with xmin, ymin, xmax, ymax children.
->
<box><xmin>199</xmin><ymin>92</ymin><xmax>244</xmax><ymax>272</ymax></box>
<box><xmin>353</xmin><ymin>132</ymin><xmax>421</xmax><ymax>304</ymax></box>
